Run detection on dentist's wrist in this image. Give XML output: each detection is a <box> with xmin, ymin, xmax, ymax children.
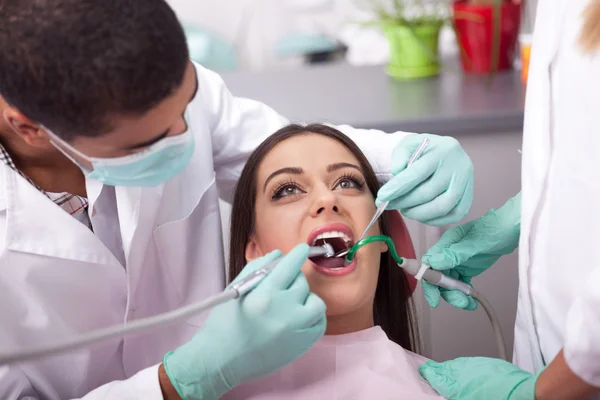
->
<box><xmin>534</xmin><ymin>351</ymin><xmax>599</xmax><ymax>400</ymax></box>
<box><xmin>159</xmin><ymin>363</ymin><xmax>182</xmax><ymax>400</ymax></box>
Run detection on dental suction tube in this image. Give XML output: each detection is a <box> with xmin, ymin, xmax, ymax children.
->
<box><xmin>0</xmin><ymin>244</ymin><xmax>334</xmax><ymax>366</ymax></box>
<box><xmin>345</xmin><ymin>235</ymin><xmax>508</xmax><ymax>361</ymax></box>
<box><xmin>399</xmin><ymin>259</ymin><xmax>508</xmax><ymax>361</ymax></box>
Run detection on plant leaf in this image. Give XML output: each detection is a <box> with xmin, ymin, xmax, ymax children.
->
<box><xmin>490</xmin><ymin>0</ymin><xmax>502</xmax><ymax>79</ymax></box>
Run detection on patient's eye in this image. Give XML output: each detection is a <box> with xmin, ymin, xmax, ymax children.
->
<box><xmin>338</xmin><ymin>179</ymin><xmax>357</xmax><ymax>189</ymax></box>
<box><xmin>272</xmin><ymin>182</ymin><xmax>304</xmax><ymax>199</ymax></box>
<box><xmin>335</xmin><ymin>174</ymin><xmax>365</xmax><ymax>191</ymax></box>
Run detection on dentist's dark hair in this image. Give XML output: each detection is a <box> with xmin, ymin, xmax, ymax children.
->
<box><xmin>228</xmin><ymin>124</ymin><xmax>420</xmax><ymax>352</ymax></box>
<box><xmin>0</xmin><ymin>0</ymin><xmax>189</xmax><ymax>141</ymax></box>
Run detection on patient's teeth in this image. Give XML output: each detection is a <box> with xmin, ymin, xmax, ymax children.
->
<box><xmin>313</xmin><ymin>231</ymin><xmax>352</xmax><ymax>243</ymax></box>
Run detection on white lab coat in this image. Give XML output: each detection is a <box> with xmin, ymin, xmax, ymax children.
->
<box><xmin>514</xmin><ymin>0</ymin><xmax>600</xmax><ymax>389</ymax></box>
<box><xmin>0</xmin><ymin>62</ymin><xmax>410</xmax><ymax>399</ymax></box>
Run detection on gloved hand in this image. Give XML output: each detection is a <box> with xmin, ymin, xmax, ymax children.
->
<box><xmin>376</xmin><ymin>134</ymin><xmax>474</xmax><ymax>226</ymax></box>
<box><xmin>420</xmin><ymin>192</ymin><xmax>521</xmax><ymax>310</ymax></box>
<box><xmin>420</xmin><ymin>357</ymin><xmax>539</xmax><ymax>400</ymax></box>
<box><xmin>163</xmin><ymin>244</ymin><xmax>326</xmax><ymax>399</ymax></box>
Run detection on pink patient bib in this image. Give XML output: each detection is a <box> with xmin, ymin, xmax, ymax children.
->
<box><xmin>223</xmin><ymin>326</ymin><xmax>445</xmax><ymax>399</ymax></box>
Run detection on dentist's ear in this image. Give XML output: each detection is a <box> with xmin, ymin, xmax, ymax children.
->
<box><xmin>3</xmin><ymin>108</ymin><xmax>50</xmax><ymax>148</ymax></box>
<box><xmin>245</xmin><ymin>237</ymin><xmax>264</xmax><ymax>262</ymax></box>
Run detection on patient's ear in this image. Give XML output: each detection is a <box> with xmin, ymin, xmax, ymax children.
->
<box><xmin>245</xmin><ymin>237</ymin><xmax>264</xmax><ymax>262</ymax></box>
<box><xmin>379</xmin><ymin>239</ymin><xmax>388</xmax><ymax>254</ymax></box>
<box><xmin>378</xmin><ymin>218</ymin><xmax>389</xmax><ymax>254</ymax></box>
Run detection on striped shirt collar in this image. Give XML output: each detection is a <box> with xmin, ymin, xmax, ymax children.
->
<box><xmin>0</xmin><ymin>141</ymin><xmax>91</xmax><ymax>229</ymax></box>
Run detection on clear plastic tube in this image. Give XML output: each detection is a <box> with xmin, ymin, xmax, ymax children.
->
<box><xmin>0</xmin><ymin>290</ymin><xmax>238</xmax><ymax>365</ymax></box>
<box><xmin>0</xmin><ymin>244</ymin><xmax>335</xmax><ymax>365</ymax></box>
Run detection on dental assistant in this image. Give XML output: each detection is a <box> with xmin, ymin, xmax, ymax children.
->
<box><xmin>418</xmin><ymin>1</ymin><xmax>600</xmax><ymax>399</ymax></box>
<box><xmin>0</xmin><ymin>1</ymin><xmax>474</xmax><ymax>399</ymax></box>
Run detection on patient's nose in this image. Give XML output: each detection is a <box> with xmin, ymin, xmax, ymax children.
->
<box><xmin>311</xmin><ymin>190</ymin><xmax>340</xmax><ymax>216</ymax></box>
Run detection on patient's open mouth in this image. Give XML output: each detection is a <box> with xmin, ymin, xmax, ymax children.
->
<box><xmin>307</xmin><ymin>224</ymin><xmax>355</xmax><ymax>271</ymax></box>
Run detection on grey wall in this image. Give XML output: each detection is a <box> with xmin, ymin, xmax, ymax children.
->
<box><xmin>415</xmin><ymin>130</ymin><xmax>522</xmax><ymax>361</ymax></box>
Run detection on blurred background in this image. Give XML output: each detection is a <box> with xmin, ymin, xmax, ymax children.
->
<box><xmin>167</xmin><ymin>0</ymin><xmax>538</xmax><ymax>73</ymax></box>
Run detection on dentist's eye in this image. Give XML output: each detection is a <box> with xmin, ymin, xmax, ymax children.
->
<box><xmin>335</xmin><ymin>173</ymin><xmax>365</xmax><ymax>191</ymax></box>
<box><xmin>272</xmin><ymin>181</ymin><xmax>305</xmax><ymax>199</ymax></box>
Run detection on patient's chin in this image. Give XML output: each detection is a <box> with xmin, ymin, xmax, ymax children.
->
<box><xmin>323</xmin><ymin>298</ymin><xmax>353</xmax><ymax>318</ymax></box>
<box><xmin>316</xmin><ymin>288</ymin><xmax>374</xmax><ymax>328</ymax></box>
<box><xmin>302</xmin><ymin>256</ymin><xmax>379</xmax><ymax>332</ymax></box>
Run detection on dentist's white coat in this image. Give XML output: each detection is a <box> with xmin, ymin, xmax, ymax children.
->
<box><xmin>0</xmin><ymin>62</ymin><xmax>410</xmax><ymax>399</ymax></box>
<box><xmin>514</xmin><ymin>0</ymin><xmax>600</xmax><ymax>390</ymax></box>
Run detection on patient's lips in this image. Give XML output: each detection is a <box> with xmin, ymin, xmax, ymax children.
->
<box><xmin>307</xmin><ymin>223</ymin><xmax>357</xmax><ymax>276</ymax></box>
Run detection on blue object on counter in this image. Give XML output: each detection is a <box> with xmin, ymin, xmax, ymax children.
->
<box><xmin>183</xmin><ymin>25</ymin><xmax>239</xmax><ymax>72</ymax></box>
<box><xmin>276</xmin><ymin>32</ymin><xmax>338</xmax><ymax>58</ymax></box>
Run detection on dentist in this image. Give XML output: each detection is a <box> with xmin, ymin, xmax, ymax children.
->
<box><xmin>0</xmin><ymin>0</ymin><xmax>474</xmax><ymax>399</ymax></box>
<box><xmin>419</xmin><ymin>0</ymin><xmax>600</xmax><ymax>399</ymax></box>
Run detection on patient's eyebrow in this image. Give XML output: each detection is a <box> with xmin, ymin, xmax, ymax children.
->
<box><xmin>327</xmin><ymin>162</ymin><xmax>362</xmax><ymax>173</ymax></box>
<box><xmin>263</xmin><ymin>167</ymin><xmax>303</xmax><ymax>193</ymax></box>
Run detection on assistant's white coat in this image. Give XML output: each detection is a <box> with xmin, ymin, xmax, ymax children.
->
<box><xmin>514</xmin><ymin>0</ymin><xmax>600</xmax><ymax>389</ymax></box>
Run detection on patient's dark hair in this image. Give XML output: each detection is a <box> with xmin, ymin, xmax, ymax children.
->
<box><xmin>0</xmin><ymin>0</ymin><xmax>189</xmax><ymax>141</ymax></box>
<box><xmin>228</xmin><ymin>124</ymin><xmax>420</xmax><ymax>352</ymax></box>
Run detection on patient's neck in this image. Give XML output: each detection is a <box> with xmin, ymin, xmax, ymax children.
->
<box><xmin>324</xmin><ymin>305</ymin><xmax>374</xmax><ymax>336</ymax></box>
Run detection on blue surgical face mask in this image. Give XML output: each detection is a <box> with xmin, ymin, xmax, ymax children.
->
<box><xmin>47</xmin><ymin>116</ymin><xmax>195</xmax><ymax>187</ymax></box>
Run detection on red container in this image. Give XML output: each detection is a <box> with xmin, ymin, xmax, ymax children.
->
<box><xmin>452</xmin><ymin>1</ymin><xmax>521</xmax><ymax>73</ymax></box>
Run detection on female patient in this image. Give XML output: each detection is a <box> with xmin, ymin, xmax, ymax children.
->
<box><xmin>224</xmin><ymin>124</ymin><xmax>443</xmax><ymax>399</ymax></box>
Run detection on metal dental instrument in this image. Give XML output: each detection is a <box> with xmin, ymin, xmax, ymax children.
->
<box><xmin>359</xmin><ymin>137</ymin><xmax>430</xmax><ymax>242</ymax></box>
<box><xmin>0</xmin><ymin>244</ymin><xmax>335</xmax><ymax>366</ymax></box>
<box><xmin>333</xmin><ymin>137</ymin><xmax>431</xmax><ymax>260</ymax></box>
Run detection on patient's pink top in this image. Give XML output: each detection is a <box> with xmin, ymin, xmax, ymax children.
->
<box><xmin>223</xmin><ymin>326</ymin><xmax>444</xmax><ymax>399</ymax></box>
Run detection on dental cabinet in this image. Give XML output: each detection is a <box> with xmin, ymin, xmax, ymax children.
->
<box><xmin>219</xmin><ymin>63</ymin><xmax>524</xmax><ymax>362</ymax></box>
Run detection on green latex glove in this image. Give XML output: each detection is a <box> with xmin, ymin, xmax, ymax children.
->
<box><xmin>164</xmin><ymin>244</ymin><xmax>326</xmax><ymax>399</ymax></box>
<box><xmin>376</xmin><ymin>134</ymin><xmax>474</xmax><ymax>226</ymax></box>
<box><xmin>420</xmin><ymin>192</ymin><xmax>522</xmax><ymax>310</ymax></box>
<box><xmin>420</xmin><ymin>357</ymin><xmax>539</xmax><ymax>400</ymax></box>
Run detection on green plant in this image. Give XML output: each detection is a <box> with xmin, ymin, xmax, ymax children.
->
<box><xmin>355</xmin><ymin>0</ymin><xmax>449</xmax><ymax>66</ymax></box>
<box><xmin>357</xmin><ymin>0</ymin><xmax>449</xmax><ymax>26</ymax></box>
<box><xmin>491</xmin><ymin>0</ymin><xmax>501</xmax><ymax>75</ymax></box>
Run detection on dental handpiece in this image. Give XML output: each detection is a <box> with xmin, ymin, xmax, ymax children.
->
<box><xmin>231</xmin><ymin>243</ymin><xmax>334</xmax><ymax>296</ymax></box>
<box><xmin>0</xmin><ymin>244</ymin><xmax>335</xmax><ymax>366</ymax></box>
